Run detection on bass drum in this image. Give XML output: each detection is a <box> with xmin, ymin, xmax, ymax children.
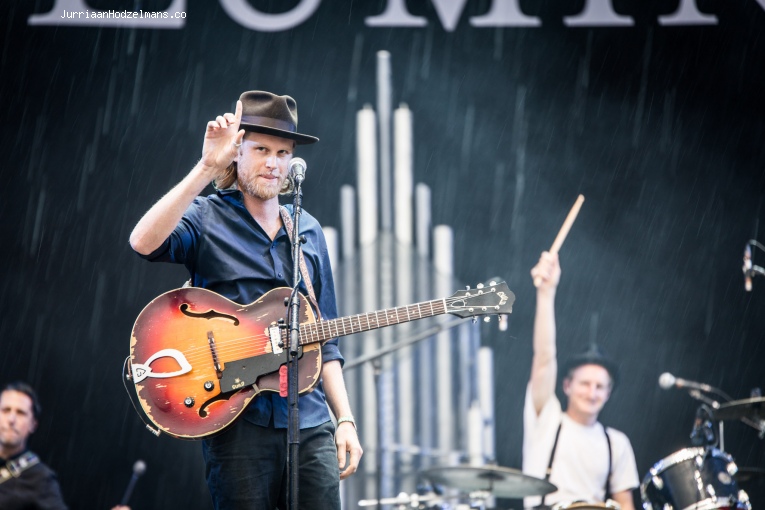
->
<box><xmin>641</xmin><ymin>447</ymin><xmax>751</xmax><ymax>509</ymax></box>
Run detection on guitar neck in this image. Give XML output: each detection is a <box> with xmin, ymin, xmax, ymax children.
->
<box><xmin>299</xmin><ymin>298</ymin><xmax>448</xmax><ymax>345</ymax></box>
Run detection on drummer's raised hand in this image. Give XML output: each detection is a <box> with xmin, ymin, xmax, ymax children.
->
<box><xmin>530</xmin><ymin>251</ymin><xmax>561</xmax><ymax>293</ymax></box>
<box><xmin>200</xmin><ymin>100</ymin><xmax>245</xmax><ymax>177</ymax></box>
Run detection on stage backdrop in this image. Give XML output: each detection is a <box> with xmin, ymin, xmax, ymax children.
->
<box><xmin>1</xmin><ymin>1</ymin><xmax>764</xmax><ymax>508</ymax></box>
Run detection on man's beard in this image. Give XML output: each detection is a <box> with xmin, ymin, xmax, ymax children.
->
<box><xmin>239</xmin><ymin>174</ymin><xmax>285</xmax><ymax>200</ymax></box>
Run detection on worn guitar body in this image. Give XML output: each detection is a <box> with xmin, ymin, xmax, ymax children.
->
<box><xmin>128</xmin><ymin>280</ymin><xmax>515</xmax><ymax>439</ymax></box>
<box><xmin>130</xmin><ymin>287</ymin><xmax>320</xmax><ymax>440</ymax></box>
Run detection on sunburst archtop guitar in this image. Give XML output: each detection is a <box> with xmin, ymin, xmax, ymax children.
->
<box><xmin>127</xmin><ymin>281</ymin><xmax>514</xmax><ymax>439</ymax></box>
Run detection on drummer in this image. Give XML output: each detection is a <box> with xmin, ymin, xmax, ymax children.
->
<box><xmin>523</xmin><ymin>252</ymin><xmax>639</xmax><ymax>509</ymax></box>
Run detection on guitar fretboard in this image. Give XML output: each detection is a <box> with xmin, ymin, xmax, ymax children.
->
<box><xmin>299</xmin><ymin>298</ymin><xmax>448</xmax><ymax>345</ymax></box>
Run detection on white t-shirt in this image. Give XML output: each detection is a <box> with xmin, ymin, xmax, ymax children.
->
<box><xmin>522</xmin><ymin>384</ymin><xmax>639</xmax><ymax>508</ymax></box>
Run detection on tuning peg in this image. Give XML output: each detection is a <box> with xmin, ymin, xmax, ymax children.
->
<box><xmin>483</xmin><ymin>316</ymin><xmax>490</xmax><ymax>323</ymax></box>
<box><xmin>466</xmin><ymin>285</ymin><xmax>471</xmax><ymax>290</ymax></box>
<box><xmin>489</xmin><ymin>280</ymin><xmax>497</xmax><ymax>286</ymax></box>
<box><xmin>477</xmin><ymin>283</ymin><xmax>484</xmax><ymax>289</ymax></box>
<box><xmin>472</xmin><ymin>317</ymin><xmax>478</xmax><ymax>324</ymax></box>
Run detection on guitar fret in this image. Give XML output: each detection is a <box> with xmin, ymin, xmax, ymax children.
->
<box><xmin>405</xmin><ymin>305</ymin><xmax>411</xmax><ymax>322</ymax></box>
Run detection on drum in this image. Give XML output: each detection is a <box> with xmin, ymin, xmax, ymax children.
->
<box><xmin>641</xmin><ymin>447</ymin><xmax>751</xmax><ymax>509</ymax></box>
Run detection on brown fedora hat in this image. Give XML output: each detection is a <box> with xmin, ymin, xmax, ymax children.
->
<box><xmin>238</xmin><ymin>90</ymin><xmax>319</xmax><ymax>145</ymax></box>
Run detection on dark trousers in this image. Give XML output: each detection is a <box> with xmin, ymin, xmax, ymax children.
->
<box><xmin>202</xmin><ymin>420</ymin><xmax>340</xmax><ymax>510</ymax></box>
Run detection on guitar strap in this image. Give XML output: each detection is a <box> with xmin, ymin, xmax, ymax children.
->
<box><xmin>0</xmin><ymin>452</ymin><xmax>40</xmax><ymax>485</ymax></box>
<box><xmin>279</xmin><ymin>206</ymin><xmax>322</xmax><ymax>319</ymax></box>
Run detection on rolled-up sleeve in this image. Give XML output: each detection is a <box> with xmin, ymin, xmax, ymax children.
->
<box><xmin>134</xmin><ymin>200</ymin><xmax>203</xmax><ymax>264</ymax></box>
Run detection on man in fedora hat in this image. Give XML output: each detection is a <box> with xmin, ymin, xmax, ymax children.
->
<box><xmin>523</xmin><ymin>252</ymin><xmax>638</xmax><ymax>509</ymax></box>
<box><xmin>130</xmin><ymin>90</ymin><xmax>362</xmax><ymax>509</ymax></box>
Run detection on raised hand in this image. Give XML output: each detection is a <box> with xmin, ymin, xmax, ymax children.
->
<box><xmin>530</xmin><ymin>251</ymin><xmax>561</xmax><ymax>292</ymax></box>
<box><xmin>200</xmin><ymin>100</ymin><xmax>246</xmax><ymax>174</ymax></box>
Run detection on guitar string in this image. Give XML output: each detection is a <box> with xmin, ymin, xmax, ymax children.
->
<box><xmin>150</xmin><ymin>300</ymin><xmax>453</xmax><ymax>365</ymax></box>
<box><xmin>137</xmin><ymin>295</ymin><xmax>496</xmax><ymax>368</ymax></box>
<box><xmin>143</xmin><ymin>299</ymin><xmax>449</xmax><ymax>362</ymax></box>
<box><xmin>135</xmin><ymin>294</ymin><xmax>490</xmax><ymax>367</ymax></box>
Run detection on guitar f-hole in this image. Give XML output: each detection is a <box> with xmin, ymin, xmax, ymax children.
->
<box><xmin>180</xmin><ymin>303</ymin><xmax>240</xmax><ymax>325</ymax></box>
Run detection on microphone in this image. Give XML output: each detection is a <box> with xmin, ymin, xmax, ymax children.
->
<box><xmin>289</xmin><ymin>157</ymin><xmax>307</xmax><ymax>183</ymax></box>
<box><xmin>744</xmin><ymin>243</ymin><xmax>753</xmax><ymax>292</ymax></box>
<box><xmin>659</xmin><ymin>372</ymin><xmax>714</xmax><ymax>393</ymax></box>
<box><xmin>119</xmin><ymin>460</ymin><xmax>147</xmax><ymax>506</ymax></box>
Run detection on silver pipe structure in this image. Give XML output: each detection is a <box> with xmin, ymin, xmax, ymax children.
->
<box><xmin>335</xmin><ymin>53</ymin><xmax>495</xmax><ymax>506</ymax></box>
<box><xmin>340</xmin><ymin>185</ymin><xmax>356</xmax><ymax>260</ymax></box>
<box><xmin>415</xmin><ymin>184</ymin><xmax>431</xmax><ymax>259</ymax></box>
<box><xmin>394</xmin><ymin>104</ymin><xmax>413</xmax><ymax>245</ymax></box>
<box><xmin>376</xmin><ymin>50</ymin><xmax>392</xmax><ymax>231</ymax></box>
<box><xmin>478</xmin><ymin>347</ymin><xmax>496</xmax><ymax>463</ymax></box>
<box><xmin>433</xmin><ymin>225</ymin><xmax>456</xmax><ymax>464</ymax></box>
<box><xmin>338</xmin><ymin>195</ymin><xmax>361</xmax><ymax>507</ymax></box>
<box><xmin>393</xmin><ymin>102</ymin><xmax>415</xmax><ymax>492</ymax></box>
<box><xmin>358</xmin><ymin>236</ymin><xmax>380</xmax><ymax>502</ymax></box>
<box><xmin>457</xmin><ymin>321</ymin><xmax>477</xmax><ymax>461</ymax></box>
<box><xmin>323</xmin><ymin>227</ymin><xmax>339</xmax><ymax>281</ymax></box>
<box><xmin>357</xmin><ymin>105</ymin><xmax>378</xmax><ymax>246</ymax></box>
<box><xmin>415</xmin><ymin>184</ymin><xmax>434</xmax><ymax>472</ymax></box>
<box><xmin>358</xmin><ymin>102</ymin><xmax>381</xmax><ymax>501</ymax></box>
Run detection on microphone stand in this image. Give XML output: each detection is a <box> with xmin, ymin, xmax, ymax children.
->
<box><xmin>343</xmin><ymin>317</ymin><xmax>470</xmax><ymax>510</ymax></box>
<box><xmin>688</xmin><ymin>390</ymin><xmax>724</xmax><ymax>451</ymax></box>
<box><xmin>287</xmin><ymin>173</ymin><xmax>305</xmax><ymax>510</ymax></box>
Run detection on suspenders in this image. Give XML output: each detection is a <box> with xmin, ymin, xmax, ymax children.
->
<box><xmin>540</xmin><ymin>421</ymin><xmax>613</xmax><ymax>506</ymax></box>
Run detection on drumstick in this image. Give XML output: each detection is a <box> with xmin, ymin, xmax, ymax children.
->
<box><xmin>534</xmin><ymin>194</ymin><xmax>585</xmax><ymax>286</ymax></box>
<box><xmin>549</xmin><ymin>194</ymin><xmax>585</xmax><ymax>255</ymax></box>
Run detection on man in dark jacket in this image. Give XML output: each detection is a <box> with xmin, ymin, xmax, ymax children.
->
<box><xmin>0</xmin><ymin>381</ymin><xmax>67</xmax><ymax>510</ymax></box>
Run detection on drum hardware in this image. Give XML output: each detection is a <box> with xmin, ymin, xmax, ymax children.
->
<box><xmin>733</xmin><ymin>467</ymin><xmax>765</xmax><ymax>485</ymax></box>
<box><xmin>358</xmin><ymin>491</ymin><xmax>438</xmax><ymax>508</ymax></box>
<box><xmin>712</xmin><ymin>397</ymin><xmax>765</xmax><ymax>438</ymax></box>
<box><xmin>742</xmin><ymin>239</ymin><xmax>765</xmax><ymax>291</ymax></box>
<box><xmin>551</xmin><ymin>501</ymin><xmax>621</xmax><ymax>510</ymax></box>
<box><xmin>640</xmin><ymin>447</ymin><xmax>751</xmax><ymax>510</ymax></box>
<box><xmin>358</xmin><ymin>489</ymin><xmax>494</xmax><ymax>509</ymax></box>
<box><xmin>690</xmin><ymin>404</ymin><xmax>717</xmax><ymax>448</ymax></box>
<box><xmin>419</xmin><ymin>465</ymin><xmax>557</xmax><ymax>499</ymax></box>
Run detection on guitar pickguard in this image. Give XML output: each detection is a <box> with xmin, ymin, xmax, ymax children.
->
<box><xmin>218</xmin><ymin>347</ymin><xmax>301</xmax><ymax>393</ymax></box>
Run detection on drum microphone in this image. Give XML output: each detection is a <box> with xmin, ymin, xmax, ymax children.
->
<box><xmin>119</xmin><ymin>459</ymin><xmax>147</xmax><ymax>506</ymax></box>
<box><xmin>289</xmin><ymin>157</ymin><xmax>307</xmax><ymax>183</ymax></box>
<box><xmin>658</xmin><ymin>372</ymin><xmax>714</xmax><ymax>393</ymax></box>
<box><xmin>744</xmin><ymin>243</ymin><xmax>753</xmax><ymax>292</ymax></box>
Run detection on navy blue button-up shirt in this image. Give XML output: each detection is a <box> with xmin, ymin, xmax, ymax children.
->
<box><xmin>138</xmin><ymin>188</ymin><xmax>342</xmax><ymax>429</ymax></box>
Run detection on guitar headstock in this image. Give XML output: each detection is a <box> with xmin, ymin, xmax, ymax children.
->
<box><xmin>446</xmin><ymin>281</ymin><xmax>515</xmax><ymax>319</ymax></box>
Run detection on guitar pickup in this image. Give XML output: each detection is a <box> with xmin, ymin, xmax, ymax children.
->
<box><xmin>268</xmin><ymin>325</ymin><xmax>284</xmax><ymax>354</ymax></box>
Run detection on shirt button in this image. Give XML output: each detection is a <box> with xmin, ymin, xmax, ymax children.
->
<box><xmin>278</xmin><ymin>272</ymin><xmax>283</xmax><ymax>278</ymax></box>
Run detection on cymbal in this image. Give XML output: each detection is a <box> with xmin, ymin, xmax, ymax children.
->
<box><xmin>712</xmin><ymin>397</ymin><xmax>765</xmax><ymax>421</ymax></box>
<box><xmin>420</xmin><ymin>465</ymin><xmax>557</xmax><ymax>498</ymax></box>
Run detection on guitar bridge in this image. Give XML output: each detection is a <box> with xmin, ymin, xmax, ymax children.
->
<box><xmin>207</xmin><ymin>331</ymin><xmax>223</xmax><ymax>379</ymax></box>
<box><xmin>268</xmin><ymin>325</ymin><xmax>284</xmax><ymax>354</ymax></box>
